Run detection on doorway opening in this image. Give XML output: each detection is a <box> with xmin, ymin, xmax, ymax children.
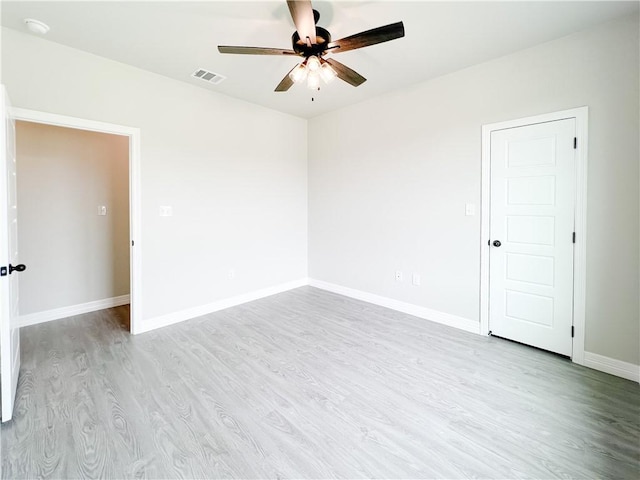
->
<box><xmin>10</xmin><ymin>108</ymin><xmax>142</xmax><ymax>334</ymax></box>
<box><xmin>16</xmin><ymin>121</ymin><xmax>130</xmax><ymax>331</ymax></box>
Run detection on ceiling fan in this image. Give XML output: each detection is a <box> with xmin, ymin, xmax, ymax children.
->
<box><xmin>218</xmin><ymin>0</ymin><xmax>405</xmax><ymax>92</ymax></box>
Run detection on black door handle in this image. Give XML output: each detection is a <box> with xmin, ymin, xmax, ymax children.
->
<box><xmin>492</xmin><ymin>240</ymin><xmax>502</xmax><ymax>247</ymax></box>
<box><xmin>9</xmin><ymin>264</ymin><xmax>26</xmax><ymax>274</ymax></box>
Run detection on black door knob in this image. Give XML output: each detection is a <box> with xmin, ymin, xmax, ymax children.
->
<box><xmin>8</xmin><ymin>264</ymin><xmax>26</xmax><ymax>274</ymax></box>
<box><xmin>492</xmin><ymin>240</ymin><xmax>501</xmax><ymax>247</ymax></box>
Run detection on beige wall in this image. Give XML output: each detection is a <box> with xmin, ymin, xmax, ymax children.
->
<box><xmin>308</xmin><ymin>14</ymin><xmax>639</xmax><ymax>365</ymax></box>
<box><xmin>16</xmin><ymin>121</ymin><xmax>130</xmax><ymax>314</ymax></box>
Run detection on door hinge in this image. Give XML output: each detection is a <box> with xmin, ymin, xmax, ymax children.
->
<box><xmin>0</xmin><ymin>266</ymin><xmax>6</xmax><ymax>277</ymax></box>
<box><xmin>573</xmin><ymin>137</ymin><xmax>577</xmax><ymax>149</ymax></box>
<box><xmin>132</xmin><ymin>240</ymin><xmax>135</xmax><ymax>247</ymax></box>
<box><xmin>572</xmin><ymin>232</ymin><xmax>576</xmax><ymax>243</ymax></box>
<box><xmin>571</xmin><ymin>326</ymin><xmax>575</xmax><ymax>338</ymax></box>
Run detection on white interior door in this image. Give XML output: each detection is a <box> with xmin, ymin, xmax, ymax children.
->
<box><xmin>1</xmin><ymin>85</ymin><xmax>21</xmax><ymax>422</ymax></box>
<box><xmin>489</xmin><ymin>118</ymin><xmax>576</xmax><ymax>356</ymax></box>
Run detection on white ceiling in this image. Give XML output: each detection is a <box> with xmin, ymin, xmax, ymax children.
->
<box><xmin>2</xmin><ymin>1</ymin><xmax>638</xmax><ymax>118</ymax></box>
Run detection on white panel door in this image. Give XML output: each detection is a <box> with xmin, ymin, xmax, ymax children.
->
<box><xmin>489</xmin><ymin>118</ymin><xmax>576</xmax><ymax>356</ymax></box>
<box><xmin>1</xmin><ymin>85</ymin><xmax>21</xmax><ymax>422</ymax></box>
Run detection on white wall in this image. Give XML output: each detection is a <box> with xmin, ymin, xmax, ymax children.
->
<box><xmin>16</xmin><ymin>121</ymin><xmax>130</xmax><ymax>315</ymax></box>
<box><xmin>2</xmin><ymin>14</ymin><xmax>637</xmax><ymax>366</ymax></box>
<box><xmin>308</xmin><ymin>14</ymin><xmax>639</xmax><ymax>365</ymax></box>
<box><xmin>2</xmin><ymin>27</ymin><xmax>308</xmax><ymax>326</ymax></box>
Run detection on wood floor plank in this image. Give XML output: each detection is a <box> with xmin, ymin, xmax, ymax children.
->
<box><xmin>2</xmin><ymin>286</ymin><xmax>639</xmax><ymax>478</ymax></box>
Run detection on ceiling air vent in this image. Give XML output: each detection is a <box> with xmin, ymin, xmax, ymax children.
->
<box><xmin>191</xmin><ymin>68</ymin><xmax>226</xmax><ymax>85</ymax></box>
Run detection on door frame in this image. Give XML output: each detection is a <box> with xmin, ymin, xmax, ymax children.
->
<box><xmin>480</xmin><ymin>107</ymin><xmax>588</xmax><ymax>365</ymax></box>
<box><xmin>10</xmin><ymin>108</ymin><xmax>143</xmax><ymax>334</ymax></box>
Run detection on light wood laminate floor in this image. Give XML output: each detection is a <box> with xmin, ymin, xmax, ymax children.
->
<box><xmin>2</xmin><ymin>287</ymin><xmax>639</xmax><ymax>479</ymax></box>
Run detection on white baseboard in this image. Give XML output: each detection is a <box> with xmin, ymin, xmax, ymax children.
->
<box><xmin>308</xmin><ymin>280</ymin><xmax>640</xmax><ymax>383</ymax></box>
<box><xmin>583</xmin><ymin>352</ymin><xmax>640</xmax><ymax>383</ymax></box>
<box><xmin>308</xmin><ymin>278</ymin><xmax>480</xmax><ymax>334</ymax></box>
<box><xmin>15</xmin><ymin>294</ymin><xmax>131</xmax><ymax>328</ymax></box>
<box><xmin>135</xmin><ymin>278</ymin><xmax>309</xmax><ymax>334</ymax></box>
<box><xmin>14</xmin><ymin>280</ymin><xmax>636</xmax><ymax>384</ymax></box>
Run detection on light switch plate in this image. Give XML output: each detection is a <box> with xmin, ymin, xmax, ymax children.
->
<box><xmin>465</xmin><ymin>203</ymin><xmax>476</xmax><ymax>216</ymax></box>
<box><xmin>412</xmin><ymin>273</ymin><xmax>421</xmax><ymax>286</ymax></box>
<box><xmin>159</xmin><ymin>206</ymin><xmax>173</xmax><ymax>217</ymax></box>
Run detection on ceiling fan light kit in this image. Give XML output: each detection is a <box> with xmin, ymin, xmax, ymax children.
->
<box><xmin>306</xmin><ymin>70</ymin><xmax>320</xmax><ymax>90</ymax></box>
<box><xmin>217</xmin><ymin>0</ymin><xmax>405</xmax><ymax>92</ymax></box>
<box><xmin>319</xmin><ymin>61</ymin><xmax>337</xmax><ymax>83</ymax></box>
<box><xmin>306</xmin><ymin>55</ymin><xmax>321</xmax><ymax>72</ymax></box>
<box><xmin>288</xmin><ymin>55</ymin><xmax>336</xmax><ymax>90</ymax></box>
<box><xmin>289</xmin><ymin>62</ymin><xmax>308</xmax><ymax>83</ymax></box>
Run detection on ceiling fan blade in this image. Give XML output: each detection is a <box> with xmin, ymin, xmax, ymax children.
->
<box><xmin>287</xmin><ymin>0</ymin><xmax>317</xmax><ymax>45</ymax></box>
<box><xmin>327</xmin><ymin>21</ymin><xmax>405</xmax><ymax>54</ymax></box>
<box><xmin>324</xmin><ymin>58</ymin><xmax>366</xmax><ymax>87</ymax></box>
<box><xmin>275</xmin><ymin>66</ymin><xmax>296</xmax><ymax>92</ymax></box>
<box><xmin>218</xmin><ymin>46</ymin><xmax>298</xmax><ymax>55</ymax></box>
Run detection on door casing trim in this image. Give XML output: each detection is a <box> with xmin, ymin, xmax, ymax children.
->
<box><xmin>480</xmin><ymin>107</ymin><xmax>588</xmax><ymax>365</ymax></box>
<box><xmin>9</xmin><ymin>107</ymin><xmax>143</xmax><ymax>334</ymax></box>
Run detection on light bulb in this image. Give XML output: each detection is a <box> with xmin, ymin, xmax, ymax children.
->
<box><xmin>307</xmin><ymin>71</ymin><xmax>320</xmax><ymax>90</ymax></box>
<box><xmin>306</xmin><ymin>56</ymin><xmax>321</xmax><ymax>72</ymax></box>
<box><xmin>289</xmin><ymin>63</ymin><xmax>307</xmax><ymax>83</ymax></box>
<box><xmin>319</xmin><ymin>62</ymin><xmax>337</xmax><ymax>84</ymax></box>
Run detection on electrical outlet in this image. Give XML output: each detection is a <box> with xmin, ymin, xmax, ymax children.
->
<box><xmin>97</xmin><ymin>205</ymin><xmax>107</xmax><ymax>216</ymax></box>
<box><xmin>228</xmin><ymin>269</ymin><xmax>235</xmax><ymax>279</ymax></box>
<box><xmin>395</xmin><ymin>271</ymin><xmax>403</xmax><ymax>282</ymax></box>
<box><xmin>159</xmin><ymin>206</ymin><xmax>173</xmax><ymax>217</ymax></box>
<box><xmin>412</xmin><ymin>273</ymin><xmax>421</xmax><ymax>286</ymax></box>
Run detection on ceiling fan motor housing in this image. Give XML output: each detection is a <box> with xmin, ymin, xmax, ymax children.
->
<box><xmin>292</xmin><ymin>26</ymin><xmax>331</xmax><ymax>56</ymax></box>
